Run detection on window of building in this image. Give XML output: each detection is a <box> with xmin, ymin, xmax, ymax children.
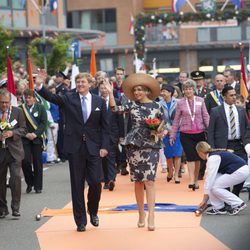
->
<box><xmin>12</xmin><ymin>0</ymin><xmax>26</xmax><ymax>9</ymax></box>
<box><xmin>217</xmin><ymin>27</ymin><xmax>241</xmax><ymax>41</ymax></box>
<box><xmin>247</xmin><ymin>21</ymin><xmax>250</xmax><ymax>39</ymax></box>
<box><xmin>0</xmin><ymin>0</ymin><xmax>8</xmax><ymax>8</ymax></box>
<box><xmin>100</xmin><ymin>58</ymin><xmax>114</xmax><ymax>72</ymax></box>
<box><xmin>69</xmin><ymin>9</ymin><xmax>116</xmax><ymax>33</ymax></box>
<box><xmin>197</xmin><ymin>28</ymin><xmax>211</xmax><ymax>42</ymax></box>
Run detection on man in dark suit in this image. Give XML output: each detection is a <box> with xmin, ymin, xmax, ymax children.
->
<box><xmin>223</xmin><ymin>68</ymin><xmax>240</xmax><ymax>94</ymax></box>
<box><xmin>55</xmin><ymin>71</ymin><xmax>69</xmax><ymax>162</ymax></box>
<box><xmin>35</xmin><ymin>71</ymin><xmax>110</xmax><ymax>232</ymax></box>
<box><xmin>99</xmin><ymin>81</ymin><xmax>124</xmax><ymax>191</ymax></box>
<box><xmin>0</xmin><ymin>89</ymin><xmax>26</xmax><ymax>218</ymax></box>
<box><xmin>208</xmin><ymin>85</ymin><xmax>247</xmax><ymax>196</ymax></box>
<box><xmin>205</xmin><ymin>74</ymin><xmax>226</xmax><ymax>114</ymax></box>
<box><xmin>21</xmin><ymin>89</ymin><xmax>47</xmax><ymax>194</ymax></box>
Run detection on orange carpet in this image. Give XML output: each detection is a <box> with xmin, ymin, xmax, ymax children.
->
<box><xmin>36</xmin><ymin>166</ymin><xmax>229</xmax><ymax>250</ymax></box>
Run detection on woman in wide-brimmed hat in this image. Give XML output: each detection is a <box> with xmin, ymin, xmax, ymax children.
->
<box><xmin>104</xmin><ymin>73</ymin><xmax>164</xmax><ymax>231</ymax></box>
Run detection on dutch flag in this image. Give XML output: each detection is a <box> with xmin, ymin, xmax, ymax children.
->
<box><xmin>171</xmin><ymin>0</ymin><xmax>187</xmax><ymax>13</ymax></box>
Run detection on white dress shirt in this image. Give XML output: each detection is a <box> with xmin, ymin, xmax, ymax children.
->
<box><xmin>224</xmin><ymin>102</ymin><xmax>240</xmax><ymax>140</ymax></box>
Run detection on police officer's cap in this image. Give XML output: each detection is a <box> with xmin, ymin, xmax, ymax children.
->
<box><xmin>191</xmin><ymin>71</ymin><xmax>205</xmax><ymax>80</ymax></box>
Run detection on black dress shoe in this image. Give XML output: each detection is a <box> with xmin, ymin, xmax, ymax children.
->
<box><xmin>90</xmin><ymin>214</ymin><xmax>99</xmax><ymax>227</ymax></box>
<box><xmin>35</xmin><ymin>189</ymin><xmax>42</xmax><ymax>193</ymax></box>
<box><xmin>0</xmin><ymin>211</ymin><xmax>9</xmax><ymax>218</ymax></box>
<box><xmin>77</xmin><ymin>224</ymin><xmax>86</xmax><ymax>232</ymax></box>
<box><xmin>120</xmin><ymin>169</ymin><xmax>129</xmax><ymax>175</ymax></box>
<box><xmin>12</xmin><ymin>211</ymin><xmax>21</xmax><ymax>217</ymax></box>
<box><xmin>26</xmin><ymin>185</ymin><xmax>32</xmax><ymax>193</ymax></box>
<box><xmin>108</xmin><ymin>181</ymin><xmax>115</xmax><ymax>191</ymax></box>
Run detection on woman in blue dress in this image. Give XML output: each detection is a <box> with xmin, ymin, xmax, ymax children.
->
<box><xmin>160</xmin><ymin>85</ymin><xmax>183</xmax><ymax>183</ymax></box>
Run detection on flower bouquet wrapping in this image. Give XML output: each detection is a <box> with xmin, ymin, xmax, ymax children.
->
<box><xmin>145</xmin><ymin>118</ymin><xmax>164</xmax><ymax>142</ymax></box>
<box><xmin>0</xmin><ymin>121</ymin><xmax>12</xmax><ymax>148</ymax></box>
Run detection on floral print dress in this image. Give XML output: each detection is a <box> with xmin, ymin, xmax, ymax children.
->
<box><xmin>115</xmin><ymin>101</ymin><xmax>164</xmax><ymax>182</ymax></box>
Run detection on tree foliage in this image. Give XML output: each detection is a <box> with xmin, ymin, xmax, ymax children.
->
<box><xmin>0</xmin><ymin>25</ymin><xmax>15</xmax><ymax>73</ymax></box>
<box><xmin>28</xmin><ymin>34</ymin><xmax>72</xmax><ymax>76</ymax></box>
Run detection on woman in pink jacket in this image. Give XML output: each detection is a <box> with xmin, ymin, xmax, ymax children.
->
<box><xmin>170</xmin><ymin>79</ymin><xmax>209</xmax><ymax>190</ymax></box>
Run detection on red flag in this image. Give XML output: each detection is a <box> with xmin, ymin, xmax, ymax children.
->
<box><xmin>6</xmin><ymin>54</ymin><xmax>17</xmax><ymax>106</ymax></box>
<box><xmin>90</xmin><ymin>43</ymin><xmax>97</xmax><ymax>77</ymax></box>
<box><xmin>27</xmin><ymin>54</ymin><xmax>34</xmax><ymax>90</ymax></box>
<box><xmin>240</xmin><ymin>50</ymin><xmax>248</xmax><ymax>100</ymax></box>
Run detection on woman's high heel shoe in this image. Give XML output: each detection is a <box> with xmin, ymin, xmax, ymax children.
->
<box><xmin>167</xmin><ymin>176</ymin><xmax>173</xmax><ymax>182</ymax></box>
<box><xmin>137</xmin><ymin>213</ymin><xmax>146</xmax><ymax>228</ymax></box>
<box><xmin>147</xmin><ymin>214</ymin><xmax>155</xmax><ymax>231</ymax></box>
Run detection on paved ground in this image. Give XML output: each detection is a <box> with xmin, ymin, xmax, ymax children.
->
<box><xmin>0</xmin><ymin>162</ymin><xmax>249</xmax><ymax>250</ymax></box>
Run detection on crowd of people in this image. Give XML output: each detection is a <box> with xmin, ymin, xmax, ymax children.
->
<box><xmin>0</xmin><ymin>62</ymin><xmax>250</xmax><ymax>232</ymax></box>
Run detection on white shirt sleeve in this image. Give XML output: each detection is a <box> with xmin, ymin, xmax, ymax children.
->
<box><xmin>204</xmin><ymin>155</ymin><xmax>221</xmax><ymax>194</ymax></box>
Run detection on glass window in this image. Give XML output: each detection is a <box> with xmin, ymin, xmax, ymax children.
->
<box><xmin>0</xmin><ymin>9</ymin><xmax>11</xmax><ymax>27</ymax></box>
<box><xmin>105</xmin><ymin>9</ymin><xmax>116</xmax><ymax>32</ymax></box>
<box><xmin>0</xmin><ymin>0</ymin><xmax>8</xmax><ymax>8</ymax></box>
<box><xmin>12</xmin><ymin>0</ymin><xmax>26</xmax><ymax>9</ymax></box>
<box><xmin>217</xmin><ymin>27</ymin><xmax>241</xmax><ymax>41</ymax></box>
<box><xmin>79</xmin><ymin>9</ymin><xmax>116</xmax><ymax>33</ymax></box>
<box><xmin>247</xmin><ymin>22</ymin><xmax>250</xmax><ymax>39</ymax></box>
<box><xmin>197</xmin><ymin>28</ymin><xmax>210</xmax><ymax>42</ymax></box>
<box><xmin>100</xmin><ymin>58</ymin><xmax>114</xmax><ymax>72</ymax></box>
<box><xmin>13</xmin><ymin>10</ymin><xmax>26</xmax><ymax>27</ymax></box>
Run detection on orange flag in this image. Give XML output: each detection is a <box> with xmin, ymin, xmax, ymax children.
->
<box><xmin>90</xmin><ymin>43</ymin><xmax>97</xmax><ymax>77</ymax></box>
<box><xmin>240</xmin><ymin>51</ymin><xmax>248</xmax><ymax>100</ymax></box>
<box><xmin>27</xmin><ymin>54</ymin><xmax>34</xmax><ymax>90</ymax></box>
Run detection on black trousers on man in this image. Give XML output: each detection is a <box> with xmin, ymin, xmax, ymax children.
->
<box><xmin>68</xmin><ymin>142</ymin><xmax>103</xmax><ymax>227</ymax></box>
<box><xmin>22</xmin><ymin>143</ymin><xmax>43</xmax><ymax>191</ymax></box>
<box><xmin>0</xmin><ymin>148</ymin><xmax>14</xmax><ymax>214</ymax></box>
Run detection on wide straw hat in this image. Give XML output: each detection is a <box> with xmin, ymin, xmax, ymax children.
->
<box><xmin>123</xmin><ymin>73</ymin><xmax>160</xmax><ymax>101</ymax></box>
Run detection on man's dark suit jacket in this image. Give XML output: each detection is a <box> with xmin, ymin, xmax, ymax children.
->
<box><xmin>205</xmin><ymin>91</ymin><xmax>223</xmax><ymax>114</ymax></box>
<box><xmin>208</xmin><ymin>104</ymin><xmax>247</xmax><ymax>148</ymax></box>
<box><xmin>38</xmin><ymin>86</ymin><xmax>110</xmax><ymax>155</ymax></box>
<box><xmin>107</xmin><ymin>98</ymin><xmax>124</xmax><ymax>144</ymax></box>
<box><xmin>0</xmin><ymin>106</ymin><xmax>26</xmax><ymax>162</ymax></box>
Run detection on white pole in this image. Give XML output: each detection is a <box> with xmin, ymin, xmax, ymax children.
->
<box><xmin>30</xmin><ymin>0</ymin><xmax>42</xmax><ymax>14</ymax></box>
<box><xmin>221</xmin><ymin>0</ymin><xmax>230</xmax><ymax>11</ymax></box>
<box><xmin>186</xmin><ymin>0</ymin><xmax>197</xmax><ymax>13</ymax></box>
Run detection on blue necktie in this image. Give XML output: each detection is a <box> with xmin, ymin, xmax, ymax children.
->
<box><xmin>81</xmin><ymin>96</ymin><xmax>88</xmax><ymax>123</ymax></box>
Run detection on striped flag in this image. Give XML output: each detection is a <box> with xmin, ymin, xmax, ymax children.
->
<box><xmin>27</xmin><ymin>54</ymin><xmax>34</xmax><ymax>90</ymax></box>
<box><xmin>90</xmin><ymin>43</ymin><xmax>97</xmax><ymax>77</ymax></box>
<box><xmin>172</xmin><ymin>0</ymin><xmax>187</xmax><ymax>13</ymax></box>
<box><xmin>6</xmin><ymin>54</ymin><xmax>17</xmax><ymax>106</ymax></box>
<box><xmin>129</xmin><ymin>14</ymin><xmax>135</xmax><ymax>35</ymax></box>
<box><xmin>240</xmin><ymin>50</ymin><xmax>248</xmax><ymax>100</ymax></box>
<box><xmin>230</xmin><ymin>0</ymin><xmax>242</xmax><ymax>9</ymax></box>
<box><xmin>50</xmin><ymin>0</ymin><xmax>58</xmax><ymax>14</ymax></box>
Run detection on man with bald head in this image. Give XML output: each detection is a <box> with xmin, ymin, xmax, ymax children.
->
<box><xmin>205</xmin><ymin>74</ymin><xmax>226</xmax><ymax>114</ymax></box>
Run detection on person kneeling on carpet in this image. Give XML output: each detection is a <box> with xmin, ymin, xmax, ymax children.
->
<box><xmin>196</xmin><ymin>141</ymin><xmax>249</xmax><ymax>215</ymax></box>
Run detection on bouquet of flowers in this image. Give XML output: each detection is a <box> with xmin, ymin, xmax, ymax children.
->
<box><xmin>145</xmin><ymin>118</ymin><xmax>163</xmax><ymax>142</ymax></box>
<box><xmin>0</xmin><ymin>121</ymin><xmax>12</xmax><ymax>148</ymax></box>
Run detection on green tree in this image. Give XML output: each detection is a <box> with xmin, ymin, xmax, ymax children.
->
<box><xmin>28</xmin><ymin>34</ymin><xmax>72</xmax><ymax>76</ymax></box>
<box><xmin>0</xmin><ymin>26</ymin><xmax>15</xmax><ymax>73</ymax></box>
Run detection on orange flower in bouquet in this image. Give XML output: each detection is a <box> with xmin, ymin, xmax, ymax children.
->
<box><xmin>145</xmin><ymin>118</ymin><xmax>161</xmax><ymax>130</ymax></box>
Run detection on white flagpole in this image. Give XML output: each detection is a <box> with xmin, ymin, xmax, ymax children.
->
<box><xmin>221</xmin><ymin>0</ymin><xmax>230</xmax><ymax>11</ymax></box>
<box><xmin>186</xmin><ymin>0</ymin><xmax>197</xmax><ymax>13</ymax></box>
<box><xmin>152</xmin><ymin>58</ymin><xmax>157</xmax><ymax>78</ymax></box>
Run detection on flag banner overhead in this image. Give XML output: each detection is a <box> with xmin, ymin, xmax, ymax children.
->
<box><xmin>230</xmin><ymin>0</ymin><xmax>242</xmax><ymax>9</ymax></box>
<box><xmin>27</xmin><ymin>54</ymin><xmax>34</xmax><ymax>90</ymax></box>
<box><xmin>129</xmin><ymin>14</ymin><xmax>135</xmax><ymax>35</ymax></box>
<box><xmin>50</xmin><ymin>0</ymin><xmax>58</xmax><ymax>14</ymax></box>
<box><xmin>6</xmin><ymin>54</ymin><xmax>17</xmax><ymax>106</ymax></box>
<box><xmin>240</xmin><ymin>51</ymin><xmax>248</xmax><ymax>100</ymax></box>
<box><xmin>90</xmin><ymin>44</ymin><xmax>97</xmax><ymax>77</ymax></box>
<box><xmin>172</xmin><ymin>0</ymin><xmax>187</xmax><ymax>13</ymax></box>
